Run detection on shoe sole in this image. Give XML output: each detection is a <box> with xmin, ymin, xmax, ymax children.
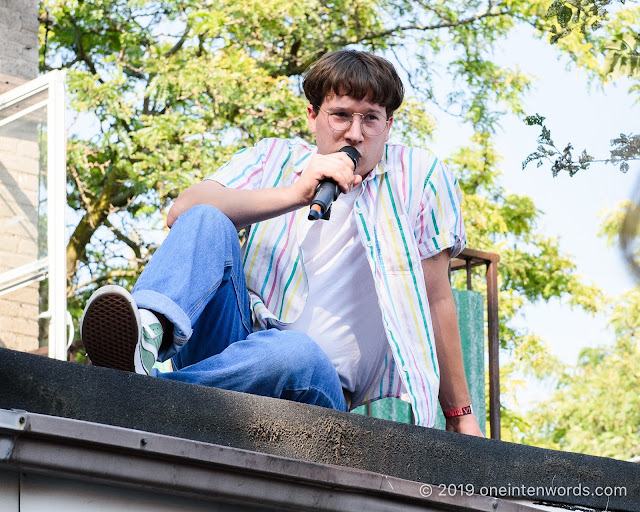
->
<box><xmin>81</xmin><ymin>286</ymin><xmax>140</xmax><ymax>372</ymax></box>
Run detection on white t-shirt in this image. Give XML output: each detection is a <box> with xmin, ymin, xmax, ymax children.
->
<box><xmin>281</xmin><ymin>185</ymin><xmax>389</xmax><ymax>408</ymax></box>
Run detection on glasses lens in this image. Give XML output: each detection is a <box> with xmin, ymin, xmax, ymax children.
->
<box><xmin>326</xmin><ymin>110</ymin><xmax>352</xmax><ymax>131</ymax></box>
<box><xmin>325</xmin><ymin>110</ymin><xmax>388</xmax><ymax>136</ymax></box>
<box><xmin>362</xmin><ymin>116</ymin><xmax>388</xmax><ymax>136</ymax></box>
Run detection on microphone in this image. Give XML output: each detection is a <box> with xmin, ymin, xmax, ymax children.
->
<box><xmin>308</xmin><ymin>146</ymin><xmax>360</xmax><ymax>221</ymax></box>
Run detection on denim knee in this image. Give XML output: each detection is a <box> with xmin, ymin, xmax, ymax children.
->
<box><xmin>177</xmin><ymin>204</ymin><xmax>237</xmax><ymax>239</ymax></box>
<box><xmin>270</xmin><ymin>331</ymin><xmax>337</xmax><ymax>383</ymax></box>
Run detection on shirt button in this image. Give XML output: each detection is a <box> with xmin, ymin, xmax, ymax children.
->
<box><xmin>355</xmin><ymin>208</ymin><xmax>363</xmax><ymax>215</ymax></box>
<box><xmin>366</xmin><ymin>241</ymin><xmax>373</xmax><ymax>247</ymax></box>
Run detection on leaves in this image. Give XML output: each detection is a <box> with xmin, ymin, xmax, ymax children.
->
<box><xmin>603</xmin><ymin>32</ymin><xmax>640</xmax><ymax>79</ymax></box>
<box><xmin>610</xmin><ymin>133</ymin><xmax>640</xmax><ymax>164</ymax></box>
<box><xmin>538</xmin><ymin>0</ymin><xmax>619</xmax><ymax>45</ymax></box>
<box><xmin>522</xmin><ymin>116</ymin><xmax>637</xmax><ymax>176</ymax></box>
<box><xmin>524</xmin><ymin>289</ymin><xmax>640</xmax><ymax>459</ymax></box>
<box><xmin>524</xmin><ymin>113</ymin><xmax>546</xmax><ymax>126</ymax></box>
<box><xmin>558</xmin><ymin>5</ymin><xmax>573</xmax><ymax>29</ymax></box>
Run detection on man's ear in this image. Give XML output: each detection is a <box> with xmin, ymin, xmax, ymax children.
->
<box><xmin>307</xmin><ymin>104</ymin><xmax>317</xmax><ymax>134</ymax></box>
<box><xmin>385</xmin><ymin>117</ymin><xmax>394</xmax><ymax>142</ymax></box>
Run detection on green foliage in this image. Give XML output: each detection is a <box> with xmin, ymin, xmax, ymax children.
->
<box><xmin>597</xmin><ymin>199</ymin><xmax>632</xmax><ymax>248</ymax></box>
<box><xmin>541</xmin><ymin>0</ymin><xmax>617</xmax><ymax>44</ymax></box>
<box><xmin>522</xmin><ymin>3</ymin><xmax>640</xmax><ymax>177</ymax></box>
<box><xmin>599</xmin><ymin>195</ymin><xmax>640</xmax><ymax>284</ymax></box>
<box><xmin>525</xmin><ymin>289</ymin><xmax>640</xmax><ymax>459</ymax></box>
<box><xmin>604</xmin><ymin>32</ymin><xmax>640</xmax><ymax>79</ymax></box>
<box><xmin>522</xmin><ymin>114</ymin><xmax>639</xmax><ymax>176</ymax></box>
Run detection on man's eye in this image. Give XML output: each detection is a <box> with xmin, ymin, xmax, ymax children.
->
<box><xmin>364</xmin><ymin>114</ymin><xmax>382</xmax><ymax>122</ymax></box>
<box><xmin>332</xmin><ymin>111</ymin><xmax>351</xmax><ymax>119</ymax></box>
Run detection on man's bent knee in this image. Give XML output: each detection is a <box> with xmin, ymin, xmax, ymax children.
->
<box><xmin>267</xmin><ymin>330</ymin><xmax>334</xmax><ymax>376</ymax></box>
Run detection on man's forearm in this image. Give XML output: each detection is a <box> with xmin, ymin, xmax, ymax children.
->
<box><xmin>430</xmin><ymin>292</ymin><xmax>484</xmax><ymax>436</ymax></box>
<box><xmin>429</xmin><ymin>293</ymin><xmax>472</xmax><ymax>410</ymax></box>
<box><xmin>167</xmin><ymin>150</ymin><xmax>363</xmax><ymax>229</ymax></box>
<box><xmin>167</xmin><ymin>180</ymin><xmax>304</xmax><ymax>229</ymax></box>
<box><xmin>422</xmin><ymin>252</ymin><xmax>483</xmax><ymax>436</ymax></box>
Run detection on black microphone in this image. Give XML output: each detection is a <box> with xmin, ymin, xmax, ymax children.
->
<box><xmin>308</xmin><ymin>146</ymin><xmax>360</xmax><ymax>221</ymax></box>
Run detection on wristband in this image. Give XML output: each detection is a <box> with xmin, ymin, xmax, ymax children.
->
<box><xmin>443</xmin><ymin>405</ymin><xmax>473</xmax><ymax>418</ymax></box>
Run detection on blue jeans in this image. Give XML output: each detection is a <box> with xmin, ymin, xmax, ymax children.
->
<box><xmin>131</xmin><ymin>205</ymin><xmax>346</xmax><ymax>412</ymax></box>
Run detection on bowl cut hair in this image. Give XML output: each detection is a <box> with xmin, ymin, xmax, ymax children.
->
<box><xmin>303</xmin><ymin>50</ymin><xmax>404</xmax><ymax>118</ymax></box>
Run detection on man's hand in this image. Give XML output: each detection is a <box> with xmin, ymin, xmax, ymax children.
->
<box><xmin>291</xmin><ymin>152</ymin><xmax>362</xmax><ymax>207</ymax></box>
<box><xmin>445</xmin><ymin>413</ymin><xmax>485</xmax><ymax>437</ymax></box>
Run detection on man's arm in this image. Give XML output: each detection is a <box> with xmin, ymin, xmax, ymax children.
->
<box><xmin>167</xmin><ymin>152</ymin><xmax>362</xmax><ymax>229</ymax></box>
<box><xmin>421</xmin><ymin>251</ymin><xmax>484</xmax><ymax>437</ymax></box>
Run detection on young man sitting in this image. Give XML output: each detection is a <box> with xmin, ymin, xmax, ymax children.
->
<box><xmin>81</xmin><ymin>50</ymin><xmax>483</xmax><ymax>436</ymax></box>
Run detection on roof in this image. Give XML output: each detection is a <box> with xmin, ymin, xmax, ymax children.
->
<box><xmin>0</xmin><ymin>347</ymin><xmax>637</xmax><ymax>511</ymax></box>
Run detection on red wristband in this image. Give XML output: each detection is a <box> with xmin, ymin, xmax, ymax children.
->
<box><xmin>443</xmin><ymin>405</ymin><xmax>473</xmax><ymax>418</ymax></box>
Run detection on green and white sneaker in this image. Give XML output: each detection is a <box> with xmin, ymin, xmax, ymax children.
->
<box><xmin>80</xmin><ymin>285</ymin><xmax>163</xmax><ymax>376</ymax></box>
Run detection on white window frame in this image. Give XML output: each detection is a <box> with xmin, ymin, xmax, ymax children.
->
<box><xmin>0</xmin><ymin>70</ymin><xmax>68</xmax><ymax>360</ymax></box>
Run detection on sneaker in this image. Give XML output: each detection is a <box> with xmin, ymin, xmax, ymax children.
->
<box><xmin>80</xmin><ymin>285</ymin><xmax>163</xmax><ymax>375</ymax></box>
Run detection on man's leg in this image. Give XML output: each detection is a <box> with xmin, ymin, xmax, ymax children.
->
<box><xmin>158</xmin><ymin>329</ymin><xmax>348</xmax><ymax>411</ymax></box>
<box><xmin>82</xmin><ymin>205</ymin><xmax>251</xmax><ymax>372</ymax></box>
<box><xmin>133</xmin><ymin>204</ymin><xmax>252</xmax><ymax>361</ymax></box>
<box><xmin>81</xmin><ymin>205</ymin><xmax>346</xmax><ymax>411</ymax></box>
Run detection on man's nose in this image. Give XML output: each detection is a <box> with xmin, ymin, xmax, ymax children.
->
<box><xmin>344</xmin><ymin>114</ymin><xmax>365</xmax><ymax>142</ymax></box>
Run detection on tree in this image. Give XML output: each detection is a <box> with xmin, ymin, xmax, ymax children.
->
<box><xmin>512</xmin><ymin>203</ymin><xmax>640</xmax><ymax>459</ymax></box>
<box><xmin>521</xmin><ymin>2</ymin><xmax>640</xmax><ymax>177</ymax></box>
<box><xmin>40</xmin><ymin>0</ymin><xmax>606</xmax><ymax>436</ymax></box>
<box><xmin>524</xmin><ymin>288</ymin><xmax>640</xmax><ymax>459</ymax></box>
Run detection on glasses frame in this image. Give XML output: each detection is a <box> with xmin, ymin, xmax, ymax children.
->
<box><xmin>319</xmin><ymin>107</ymin><xmax>392</xmax><ymax>137</ymax></box>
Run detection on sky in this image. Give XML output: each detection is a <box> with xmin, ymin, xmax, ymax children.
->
<box><xmin>427</xmin><ymin>27</ymin><xmax>639</xmax><ymax>406</ymax></box>
<box><xmin>498</xmin><ymin>29</ymin><xmax>638</xmax><ymax>362</ymax></box>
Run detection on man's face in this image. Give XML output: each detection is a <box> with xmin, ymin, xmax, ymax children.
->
<box><xmin>307</xmin><ymin>94</ymin><xmax>393</xmax><ymax>177</ymax></box>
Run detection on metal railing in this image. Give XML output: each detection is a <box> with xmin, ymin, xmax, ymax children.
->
<box><xmin>450</xmin><ymin>247</ymin><xmax>501</xmax><ymax>440</ymax></box>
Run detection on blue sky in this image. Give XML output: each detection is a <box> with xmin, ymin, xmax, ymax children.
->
<box><xmin>424</xmin><ymin>26</ymin><xmax>639</xmax><ymax>406</ymax></box>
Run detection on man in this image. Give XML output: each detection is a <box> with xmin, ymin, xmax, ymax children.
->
<box><xmin>81</xmin><ymin>50</ymin><xmax>482</xmax><ymax>436</ymax></box>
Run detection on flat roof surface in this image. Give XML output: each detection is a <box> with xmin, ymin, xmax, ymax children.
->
<box><xmin>0</xmin><ymin>408</ymin><xmax>549</xmax><ymax>511</ymax></box>
<box><xmin>0</xmin><ymin>347</ymin><xmax>637</xmax><ymax>511</ymax></box>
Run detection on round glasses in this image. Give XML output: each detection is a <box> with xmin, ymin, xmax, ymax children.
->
<box><xmin>319</xmin><ymin>108</ymin><xmax>391</xmax><ymax>136</ymax></box>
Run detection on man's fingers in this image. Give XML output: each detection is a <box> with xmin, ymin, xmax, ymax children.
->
<box><xmin>305</xmin><ymin>151</ymin><xmax>361</xmax><ymax>196</ymax></box>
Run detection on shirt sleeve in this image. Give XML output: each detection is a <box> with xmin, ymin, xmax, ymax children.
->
<box><xmin>204</xmin><ymin>138</ymin><xmax>274</xmax><ymax>190</ymax></box>
<box><xmin>415</xmin><ymin>158</ymin><xmax>466</xmax><ymax>259</ymax></box>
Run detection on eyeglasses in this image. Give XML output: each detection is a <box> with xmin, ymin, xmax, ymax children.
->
<box><xmin>319</xmin><ymin>108</ymin><xmax>391</xmax><ymax>136</ymax></box>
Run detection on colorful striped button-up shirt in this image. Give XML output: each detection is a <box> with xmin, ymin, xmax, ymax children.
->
<box><xmin>208</xmin><ymin>137</ymin><xmax>465</xmax><ymax>427</ymax></box>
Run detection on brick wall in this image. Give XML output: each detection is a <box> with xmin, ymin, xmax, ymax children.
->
<box><xmin>0</xmin><ymin>0</ymin><xmax>41</xmax><ymax>352</ymax></box>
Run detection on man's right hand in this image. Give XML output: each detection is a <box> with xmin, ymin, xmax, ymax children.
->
<box><xmin>290</xmin><ymin>151</ymin><xmax>363</xmax><ymax>207</ymax></box>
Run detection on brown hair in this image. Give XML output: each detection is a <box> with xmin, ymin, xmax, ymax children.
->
<box><xmin>302</xmin><ymin>50</ymin><xmax>404</xmax><ymax>118</ymax></box>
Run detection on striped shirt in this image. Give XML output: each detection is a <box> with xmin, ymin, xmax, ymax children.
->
<box><xmin>208</xmin><ymin>137</ymin><xmax>465</xmax><ymax>427</ymax></box>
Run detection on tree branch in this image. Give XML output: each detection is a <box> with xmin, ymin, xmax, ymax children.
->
<box><xmin>356</xmin><ymin>8</ymin><xmax>515</xmax><ymax>43</ymax></box>
<box><xmin>70</xmin><ymin>268</ymin><xmax>141</xmax><ymax>295</ymax></box>
<box><xmin>123</xmin><ymin>66</ymin><xmax>146</xmax><ymax>80</ymax></box>
<box><xmin>281</xmin><ymin>8</ymin><xmax>517</xmax><ymax>76</ymax></box>
<box><xmin>69</xmin><ymin>161</ymin><xmax>94</xmax><ymax>220</ymax></box>
<box><xmin>103</xmin><ymin>218</ymin><xmax>142</xmax><ymax>260</ymax></box>
<box><xmin>164</xmin><ymin>24</ymin><xmax>191</xmax><ymax>58</ymax></box>
<box><xmin>70</xmin><ymin>18</ymin><xmax>101</xmax><ymax>80</ymax></box>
